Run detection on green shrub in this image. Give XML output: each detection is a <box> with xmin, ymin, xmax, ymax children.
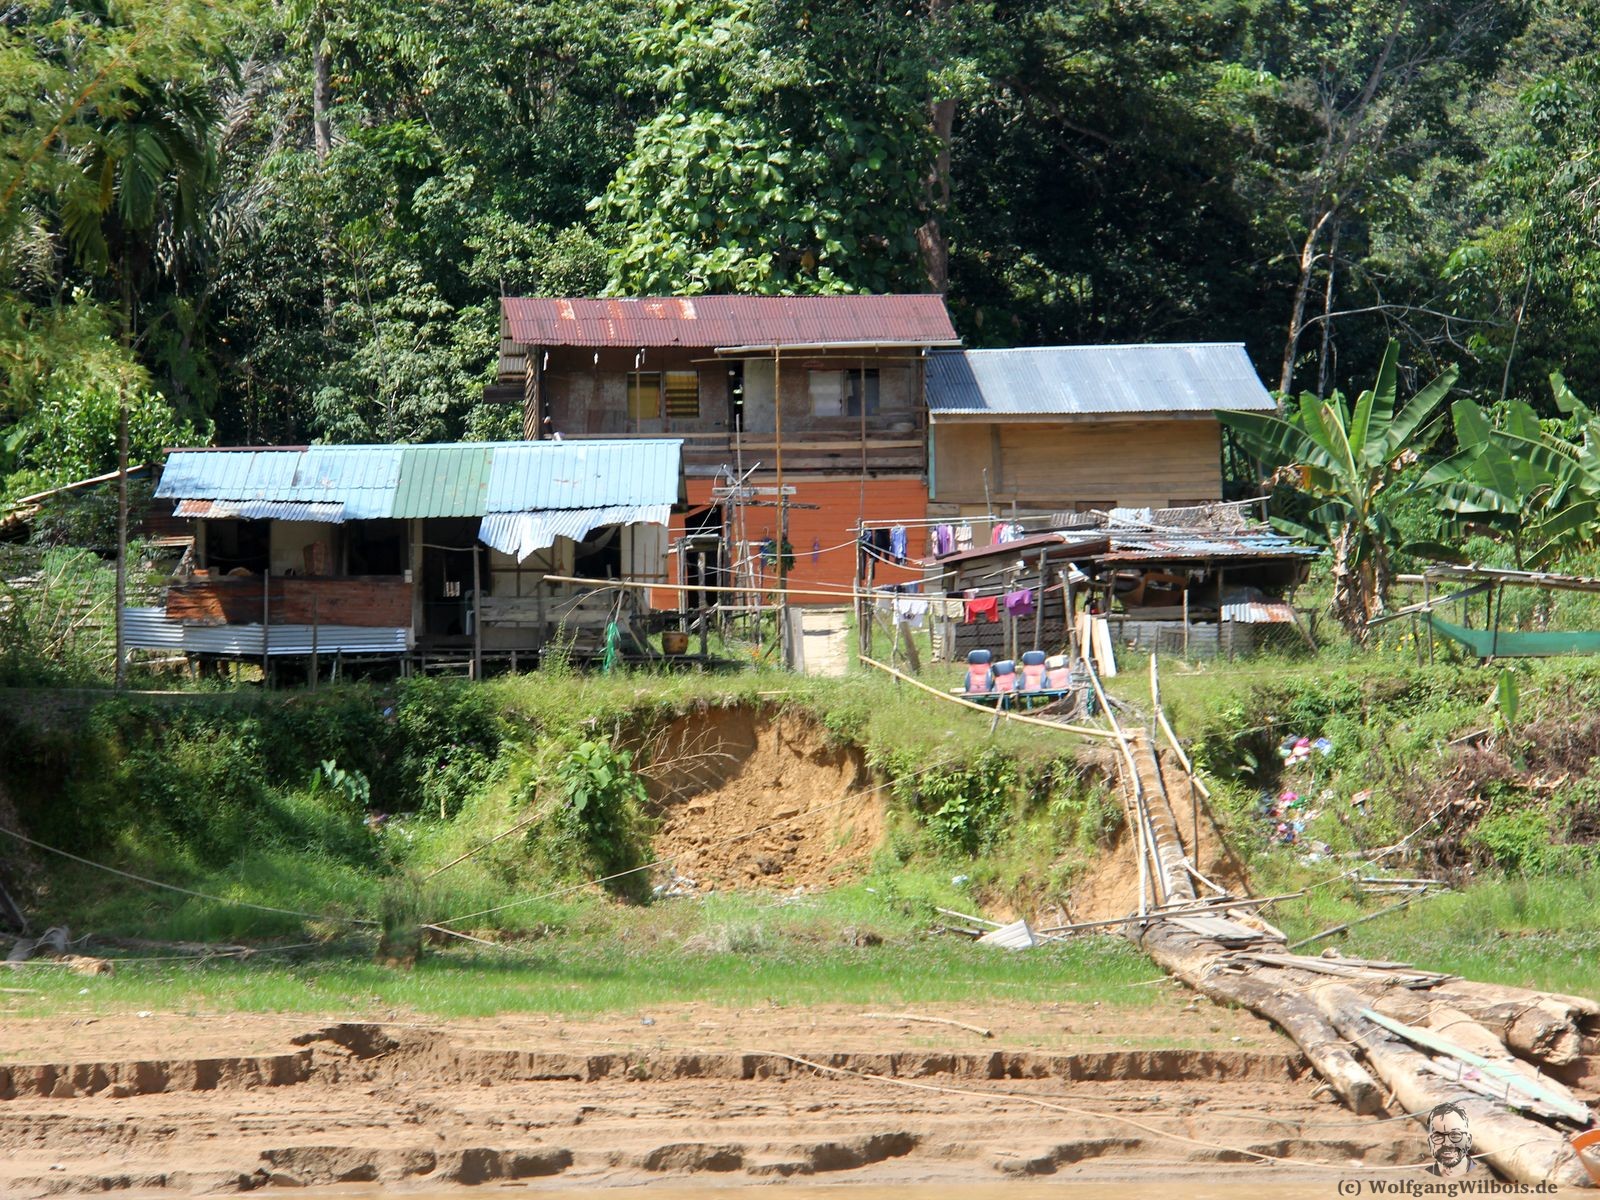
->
<box><xmin>545</xmin><ymin>738</ymin><xmax>654</xmax><ymax>901</ymax></box>
<box><xmin>896</xmin><ymin>749</ymin><xmax>1019</xmax><ymax>858</ymax></box>
<box><xmin>1468</xmin><ymin>807</ymin><xmax>1554</xmax><ymax>873</ymax></box>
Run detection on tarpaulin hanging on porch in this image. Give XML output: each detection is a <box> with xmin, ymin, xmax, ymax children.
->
<box><xmin>477</xmin><ymin>504</ymin><xmax>673</xmax><ymax>562</ymax></box>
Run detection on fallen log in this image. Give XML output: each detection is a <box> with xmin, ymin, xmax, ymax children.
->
<box><xmin>1422</xmin><ymin>1008</ymin><xmax>1586</xmax><ymax>1118</ymax></box>
<box><xmin>1137</xmin><ymin>921</ymin><xmax>1384</xmax><ymax>1115</ymax></box>
<box><xmin>1371</xmin><ymin>989</ymin><xmax>1589</xmax><ymax>1067</ymax></box>
<box><xmin>1313</xmin><ymin>984</ymin><xmax>1592</xmax><ymax>1188</ymax></box>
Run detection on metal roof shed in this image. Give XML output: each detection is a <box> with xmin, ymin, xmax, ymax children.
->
<box><xmin>925</xmin><ymin>344</ymin><xmax>1277</xmax><ymax>419</ymax></box>
<box><xmin>157</xmin><ymin>439</ymin><xmax>686</xmax><ymax>560</ymax></box>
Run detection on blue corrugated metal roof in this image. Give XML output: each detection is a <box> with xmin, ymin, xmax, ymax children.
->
<box><xmin>486</xmin><ymin>441</ymin><xmax>685</xmax><ymax>511</ymax></box>
<box><xmin>926</xmin><ymin>345</ymin><xmax>1277</xmax><ymax>417</ymax></box>
<box><xmin>157</xmin><ymin>440</ymin><xmax>684</xmax><ymax>520</ymax></box>
<box><xmin>157</xmin><ymin>450</ymin><xmax>302</xmax><ymax>500</ymax></box>
<box><xmin>289</xmin><ymin>447</ymin><xmax>404</xmax><ymax>518</ymax></box>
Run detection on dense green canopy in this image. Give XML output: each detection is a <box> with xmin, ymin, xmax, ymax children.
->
<box><xmin>3</xmin><ymin>0</ymin><xmax>1598</xmax><ymax>497</ymax></box>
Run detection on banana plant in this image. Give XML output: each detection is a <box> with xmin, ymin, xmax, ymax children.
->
<box><xmin>1421</xmin><ymin>373</ymin><xmax>1600</xmax><ymax>566</ymax></box>
<box><xmin>1220</xmin><ymin>340</ymin><xmax>1457</xmax><ymax>639</ymax></box>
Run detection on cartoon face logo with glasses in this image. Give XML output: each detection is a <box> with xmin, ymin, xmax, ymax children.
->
<box><xmin>1425</xmin><ymin>1102</ymin><xmax>1474</xmax><ymax>1177</ymax></box>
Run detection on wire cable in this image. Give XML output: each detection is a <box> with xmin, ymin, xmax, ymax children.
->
<box><xmin>0</xmin><ymin>826</ymin><xmax>377</xmax><ymax>926</ymax></box>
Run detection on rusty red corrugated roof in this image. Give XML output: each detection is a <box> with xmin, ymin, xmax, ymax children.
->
<box><xmin>501</xmin><ymin>295</ymin><xmax>960</xmax><ymax>349</ymax></box>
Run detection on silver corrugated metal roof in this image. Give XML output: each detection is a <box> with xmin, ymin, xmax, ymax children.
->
<box><xmin>157</xmin><ymin>440</ymin><xmax>683</xmax><ymax>522</ymax></box>
<box><xmin>479</xmin><ymin>504</ymin><xmax>673</xmax><ymax>562</ymax></box>
<box><xmin>926</xmin><ymin>345</ymin><xmax>1277</xmax><ymax>417</ymax></box>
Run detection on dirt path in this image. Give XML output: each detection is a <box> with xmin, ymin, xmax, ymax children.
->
<box><xmin>0</xmin><ymin>1000</ymin><xmax>1437</xmax><ymax>1196</ymax></box>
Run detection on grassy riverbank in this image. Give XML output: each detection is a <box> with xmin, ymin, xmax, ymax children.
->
<box><xmin>2</xmin><ymin>648</ymin><xmax>1598</xmax><ymax>1016</ymax></box>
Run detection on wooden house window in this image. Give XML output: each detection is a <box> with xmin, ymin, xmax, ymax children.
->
<box><xmin>809</xmin><ymin>369</ymin><xmax>879</xmax><ymax>417</ymax></box>
<box><xmin>628</xmin><ymin>372</ymin><xmax>661</xmax><ymax>420</ymax></box>
<box><xmin>664</xmin><ymin>370</ymin><xmax>699</xmax><ymax>418</ymax></box>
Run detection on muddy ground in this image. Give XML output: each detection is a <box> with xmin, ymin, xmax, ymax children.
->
<box><xmin>0</xmin><ymin>994</ymin><xmax>1500</xmax><ymax>1197</ymax></box>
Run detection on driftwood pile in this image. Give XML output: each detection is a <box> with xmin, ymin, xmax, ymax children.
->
<box><xmin>1118</xmin><ymin>658</ymin><xmax>1597</xmax><ymax>1188</ymax></box>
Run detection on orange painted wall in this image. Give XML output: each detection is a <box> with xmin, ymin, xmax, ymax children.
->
<box><xmin>658</xmin><ymin>476</ymin><xmax>928</xmax><ymax>607</ymax></box>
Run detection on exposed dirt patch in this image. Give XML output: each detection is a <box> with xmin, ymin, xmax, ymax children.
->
<box><xmin>1068</xmin><ymin>748</ymin><xmax>1251</xmax><ymax>923</ymax></box>
<box><xmin>644</xmin><ymin>707</ymin><xmax>883</xmax><ymax>890</ymax></box>
<box><xmin>0</xmin><ymin>1004</ymin><xmax>1431</xmax><ymax>1197</ymax></box>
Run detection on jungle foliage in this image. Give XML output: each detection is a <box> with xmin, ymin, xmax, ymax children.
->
<box><xmin>5</xmin><ymin>0</ymin><xmax>1600</xmax><ymax>497</ymax></box>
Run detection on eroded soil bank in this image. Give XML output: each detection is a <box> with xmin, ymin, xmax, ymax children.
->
<box><xmin>0</xmin><ymin>998</ymin><xmax>1478</xmax><ymax>1196</ymax></box>
<box><xmin>643</xmin><ymin>706</ymin><xmax>883</xmax><ymax>891</ymax></box>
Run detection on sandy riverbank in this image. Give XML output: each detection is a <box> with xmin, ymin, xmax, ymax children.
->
<box><xmin>0</xmin><ymin>994</ymin><xmax>1465</xmax><ymax>1196</ymax></box>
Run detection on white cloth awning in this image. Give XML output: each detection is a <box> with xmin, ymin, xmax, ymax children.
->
<box><xmin>478</xmin><ymin>504</ymin><xmax>673</xmax><ymax>562</ymax></box>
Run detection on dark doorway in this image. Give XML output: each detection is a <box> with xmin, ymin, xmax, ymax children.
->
<box><xmin>203</xmin><ymin>519</ymin><xmax>269</xmax><ymax>574</ymax></box>
<box><xmin>347</xmin><ymin>519</ymin><xmax>406</xmax><ymax>576</ymax></box>
<box><xmin>726</xmin><ymin>362</ymin><xmax>745</xmax><ymax>433</ymax></box>
<box><xmin>421</xmin><ymin>518</ymin><xmax>481</xmax><ymax>640</ymax></box>
<box><xmin>683</xmin><ymin>504</ymin><xmax>724</xmax><ymax>609</ymax></box>
<box><xmin>573</xmin><ymin>525</ymin><xmax>622</xmax><ymax>580</ymax></box>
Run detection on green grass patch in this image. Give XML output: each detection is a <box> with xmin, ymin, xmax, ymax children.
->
<box><xmin>4</xmin><ymin>883</ymin><xmax>1162</xmax><ymax>1020</ymax></box>
<box><xmin>1259</xmin><ymin>870</ymin><xmax>1600</xmax><ymax>997</ymax></box>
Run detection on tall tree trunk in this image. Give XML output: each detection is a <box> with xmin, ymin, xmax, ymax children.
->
<box><xmin>1316</xmin><ymin>221</ymin><xmax>1341</xmax><ymax>398</ymax></box>
<box><xmin>916</xmin><ymin>0</ymin><xmax>954</xmax><ymax>293</ymax></box>
<box><xmin>312</xmin><ymin>38</ymin><xmax>332</xmax><ymax>164</ymax></box>
<box><xmin>1279</xmin><ymin>207</ymin><xmax>1336</xmax><ymax>398</ymax></box>
<box><xmin>312</xmin><ymin>12</ymin><xmax>334</xmax><ymax>329</ymax></box>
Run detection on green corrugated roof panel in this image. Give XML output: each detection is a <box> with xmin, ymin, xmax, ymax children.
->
<box><xmin>392</xmin><ymin>445</ymin><xmax>493</xmax><ymax>518</ymax></box>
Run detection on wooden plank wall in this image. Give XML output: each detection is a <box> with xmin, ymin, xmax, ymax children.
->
<box><xmin>933</xmin><ymin>419</ymin><xmax>1222</xmax><ymax>510</ymax></box>
<box><xmin>657</xmin><ymin>476</ymin><xmax>928</xmax><ymax>607</ymax></box>
<box><xmin>167</xmin><ymin>577</ymin><xmax>413</xmax><ymax>628</ymax></box>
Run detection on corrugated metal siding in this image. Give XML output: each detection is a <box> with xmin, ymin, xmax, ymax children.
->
<box><xmin>479</xmin><ymin>504</ymin><xmax>673</xmax><ymax>561</ymax></box>
<box><xmin>181</xmin><ymin>624</ymin><xmax>410</xmax><ymax>656</ymax></box>
<box><xmin>501</xmin><ymin>296</ymin><xmax>959</xmax><ymax>348</ymax></box>
<box><xmin>486</xmin><ymin>441</ymin><xmax>683</xmax><ymax>511</ymax></box>
<box><xmin>121</xmin><ymin>607</ymin><xmax>186</xmax><ymax>649</ymax></box>
<box><xmin>392</xmin><ymin>446</ymin><xmax>493</xmax><ymax>518</ymax></box>
<box><xmin>1222</xmin><ymin>598</ymin><xmax>1297</xmax><ymax>624</ymax></box>
<box><xmin>174</xmin><ymin>500</ymin><xmax>347</xmax><ymax>522</ymax></box>
<box><xmin>926</xmin><ymin>345</ymin><xmax>1276</xmax><ymax>416</ymax></box>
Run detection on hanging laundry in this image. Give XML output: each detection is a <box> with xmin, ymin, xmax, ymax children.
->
<box><xmin>894</xmin><ymin>596</ymin><xmax>929</xmax><ymax>628</ymax></box>
<box><xmin>990</xmin><ymin>523</ymin><xmax>1006</xmax><ymax>547</ymax></box>
<box><xmin>964</xmin><ymin>595</ymin><xmax>999</xmax><ymax>624</ymax></box>
<box><xmin>934</xmin><ymin>524</ymin><xmax>954</xmax><ymax>556</ymax></box>
<box><xmin>1004</xmin><ymin>588</ymin><xmax>1035</xmax><ymax>617</ymax></box>
<box><xmin>955</xmin><ymin>521</ymin><xmax>974</xmax><ymax>552</ymax></box>
<box><xmin>889</xmin><ymin>525</ymin><xmax>908</xmax><ymax>563</ymax></box>
<box><xmin>811</xmin><ymin>537</ymin><xmax>821</xmax><ymax>564</ymax></box>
